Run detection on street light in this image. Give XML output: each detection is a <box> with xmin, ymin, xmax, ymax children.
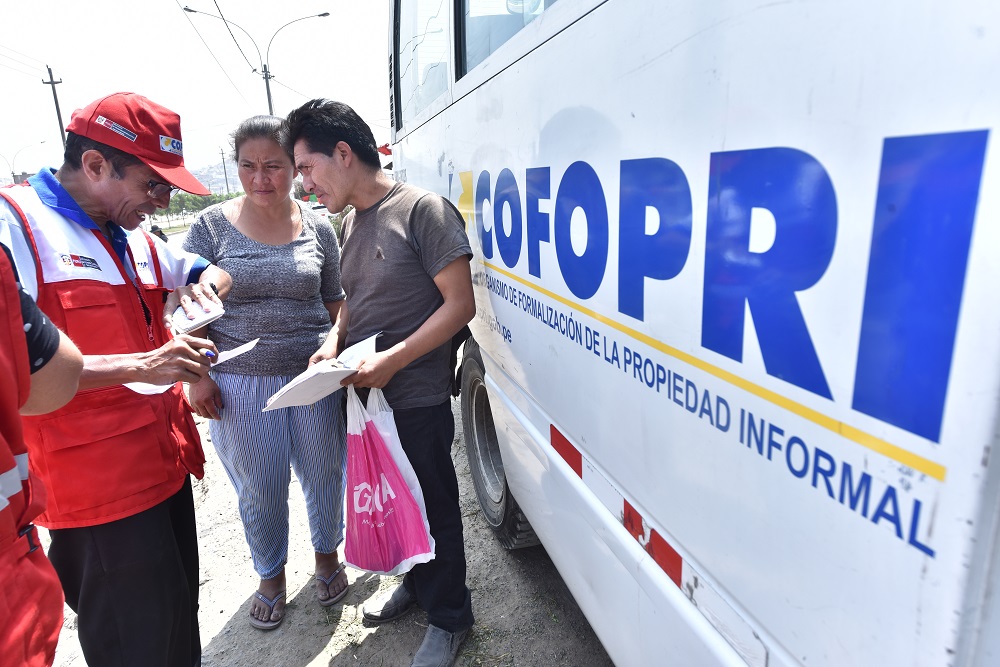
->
<box><xmin>0</xmin><ymin>140</ymin><xmax>47</xmax><ymax>183</ymax></box>
<box><xmin>183</xmin><ymin>7</ymin><xmax>330</xmax><ymax>115</ymax></box>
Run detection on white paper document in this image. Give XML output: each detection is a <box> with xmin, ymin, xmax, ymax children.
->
<box><xmin>122</xmin><ymin>380</ymin><xmax>176</xmax><ymax>396</ymax></box>
<box><xmin>263</xmin><ymin>333</ymin><xmax>380</xmax><ymax>412</ymax></box>
<box><xmin>123</xmin><ymin>338</ymin><xmax>260</xmax><ymax>395</ymax></box>
<box><xmin>215</xmin><ymin>337</ymin><xmax>259</xmax><ymax>365</ymax></box>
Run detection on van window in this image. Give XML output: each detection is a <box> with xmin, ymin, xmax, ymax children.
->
<box><xmin>460</xmin><ymin>0</ymin><xmax>558</xmax><ymax>75</ymax></box>
<box><xmin>397</xmin><ymin>0</ymin><xmax>451</xmax><ymax>124</ymax></box>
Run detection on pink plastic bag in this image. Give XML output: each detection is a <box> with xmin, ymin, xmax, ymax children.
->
<box><xmin>344</xmin><ymin>385</ymin><xmax>435</xmax><ymax>575</ymax></box>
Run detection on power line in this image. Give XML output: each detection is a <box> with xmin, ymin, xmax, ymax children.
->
<box><xmin>0</xmin><ymin>60</ymin><xmax>43</xmax><ymax>79</ymax></box>
<box><xmin>270</xmin><ymin>77</ymin><xmax>309</xmax><ymax>102</ymax></box>
<box><xmin>183</xmin><ymin>7</ymin><xmax>329</xmax><ymax>115</ymax></box>
<box><xmin>0</xmin><ymin>44</ymin><xmax>45</xmax><ymax>69</ymax></box>
<box><xmin>213</xmin><ymin>0</ymin><xmax>257</xmax><ymax>73</ymax></box>
<box><xmin>173</xmin><ymin>0</ymin><xmax>250</xmax><ymax>105</ymax></box>
<box><xmin>0</xmin><ymin>45</ymin><xmax>45</xmax><ymax>79</ymax></box>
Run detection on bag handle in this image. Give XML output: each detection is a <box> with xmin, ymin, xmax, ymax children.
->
<box><xmin>346</xmin><ymin>385</ymin><xmax>371</xmax><ymax>436</ymax></box>
<box><xmin>365</xmin><ymin>387</ymin><xmax>391</xmax><ymax>416</ymax></box>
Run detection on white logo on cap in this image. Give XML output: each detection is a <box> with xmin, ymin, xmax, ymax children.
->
<box><xmin>160</xmin><ymin>136</ymin><xmax>183</xmax><ymax>157</ymax></box>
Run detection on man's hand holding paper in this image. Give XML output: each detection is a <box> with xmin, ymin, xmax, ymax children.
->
<box><xmin>264</xmin><ymin>333</ymin><xmax>380</xmax><ymax>411</ymax></box>
<box><xmin>340</xmin><ymin>348</ymin><xmax>406</xmax><ymax>389</ymax></box>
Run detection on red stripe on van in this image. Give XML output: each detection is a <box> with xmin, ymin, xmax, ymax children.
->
<box><xmin>550</xmin><ymin>425</ymin><xmax>582</xmax><ymax>477</ymax></box>
<box><xmin>647</xmin><ymin>527</ymin><xmax>683</xmax><ymax>587</ymax></box>
<box><xmin>624</xmin><ymin>500</ymin><xmax>683</xmax><ymax>587</ymax></box>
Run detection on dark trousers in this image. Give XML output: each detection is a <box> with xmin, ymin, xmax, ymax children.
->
<box><xmin>395</xmin><ymin>400</ymin><xmax>475</xmax><ymax>633</ymax></box>
<box><xmin>47</xmin><ymin>477</ymin><xmax>201</xmax><ymax>667</ymax></box>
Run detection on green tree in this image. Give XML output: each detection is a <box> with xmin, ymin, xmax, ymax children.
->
<box><xmin>163</xmin><ymin>191</ymin><xmax>241</xmax><ymax>218</ymax></box>
<box><xmin>293</xmin><ymin>180</ymin><xmax>352</xmax><ymax>236</ymax></box>
<box><xmin>293</xmin><ymin>180</ymin><xmax>309</xmax><ymax>202</ymax></box>
<box><xmin>328</xmin><ymin>205</ymin><xmax>352</xmax><ymax>237</ymax></box>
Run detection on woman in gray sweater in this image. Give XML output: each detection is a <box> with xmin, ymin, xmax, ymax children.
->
<box><xmin>184</xmin><ymin>115</ymin><xmax>348</xmax><ymax>631</ymax></box>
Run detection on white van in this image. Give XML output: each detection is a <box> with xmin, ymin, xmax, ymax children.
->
<box><xmin>388</xmin><ymin>1</ymin><xmax>1000</xmax><ymax>665</ymax></box>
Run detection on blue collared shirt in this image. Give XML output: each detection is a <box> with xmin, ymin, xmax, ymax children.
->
<box><xmin>26</xmin><ymin>168</ymin><xmax>207</xmax><ymax>282</ymax></box>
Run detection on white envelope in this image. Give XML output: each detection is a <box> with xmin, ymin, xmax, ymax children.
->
<box><xmin>263</xmin><ymin>333</ymin><xmax>380</xmax><ymax>412</ymax></box>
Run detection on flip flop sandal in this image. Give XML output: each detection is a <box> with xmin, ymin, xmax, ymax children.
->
<box><xmin>316</xmin><ymin>563</ymin><xmax>350</xmax><ymax>607</ymax></box>
<box><xmin>248</xmin><ymin>590</ymin><xmax>286</xmax><ymax>630</ymax></box>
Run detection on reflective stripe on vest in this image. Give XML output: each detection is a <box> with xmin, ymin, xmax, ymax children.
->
<box><xmin>0</xmin><ymin>454</ymin><xmax>28</xmax><ymax>512</ymax></box>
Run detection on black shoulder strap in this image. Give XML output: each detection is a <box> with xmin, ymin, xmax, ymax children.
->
<box><xmin>449</xmin><ymin>325</ymin><xmax>472</xmax><ymax>397</ymax></box>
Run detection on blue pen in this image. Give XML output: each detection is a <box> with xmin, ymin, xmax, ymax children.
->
<box><xmin>203</xmin><ymin>349</ymin><xmax>217</xmax><ymax>360</ymax></box>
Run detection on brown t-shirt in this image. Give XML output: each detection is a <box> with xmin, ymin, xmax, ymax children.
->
<box><xmin>340</xmin><ymin>182</ymin><xmax>472</xmax><ymax>409</ymax></box>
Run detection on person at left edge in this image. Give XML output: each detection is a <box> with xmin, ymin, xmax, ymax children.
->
<box><xmin>0</xmin><ymin>92</ymin><xmax>232</xmax><ymax>667</ymax></box>
<box><xmin>1</xmin><ymin>241</ymin><xmax>84</xmax><ymax>666</ymax></box>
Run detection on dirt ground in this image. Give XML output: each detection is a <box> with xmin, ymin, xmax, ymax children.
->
<box><xmin>49</xmin><ymin>401</ymin><xmax>615</xmax><ymax>667</ymax></box>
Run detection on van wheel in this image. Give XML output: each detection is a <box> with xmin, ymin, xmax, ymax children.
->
<box><xmin>461</xmin><ymin>343</ymin><xmax>540</xmax><ymax>550</ymax></box>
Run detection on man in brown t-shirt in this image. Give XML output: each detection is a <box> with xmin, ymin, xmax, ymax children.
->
<box><xmin>286</xmin><ymin>99</ymin><xmax>476</xmax><ymax>667</ymax></box>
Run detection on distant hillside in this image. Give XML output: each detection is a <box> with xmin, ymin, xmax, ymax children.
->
<box><xmin>191</xmin><ymin>162</ymin><xmax>241</xmax><ymax>196</ymax></box>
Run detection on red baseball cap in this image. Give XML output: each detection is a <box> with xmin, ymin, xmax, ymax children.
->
<box><xmin>66</xmin><ymin>92</ymin><xmax>210</xmax><ymax>196</ymax></box>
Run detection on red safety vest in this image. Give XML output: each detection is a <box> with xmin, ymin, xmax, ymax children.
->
<box><xmin>0</xmin><ymin>186</ymin><xmax>204</xmax><ymax>530</ymax></box>
<box><xmin>0</xmin><ymin>241</ymin><xmax>63</xmax><ymax>667</ymax></box>
<box><xmin>0</xmin><ymin>238</ymin><xmax>38</xmax><ymax>547</ymax></box>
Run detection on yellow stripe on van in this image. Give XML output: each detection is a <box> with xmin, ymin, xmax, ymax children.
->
<box><xmin>456</xmin><ymin>171</ymin><xmax>475</xmax><ymax>230</ymax></box>
<box><xmin>485</xmin><ymin>262</ymin><xmax>947</xmax><ymax>482</ymax></box>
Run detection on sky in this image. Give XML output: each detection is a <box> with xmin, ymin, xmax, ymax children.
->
<box><xmin>0</xmin><ymin>0</ymin><xmax>391</xmax><ymax>181</ymax></box>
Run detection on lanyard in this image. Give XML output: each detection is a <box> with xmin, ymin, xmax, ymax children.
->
<box><xmin>91</xmin><ymin>228</ymin><xmax>155</xmax><ymax>343</ymax></box>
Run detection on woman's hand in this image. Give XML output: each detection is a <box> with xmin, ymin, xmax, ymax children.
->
<box><xmin>164</xmin><ymin>282</ymin><xmax>223</xmax><ymax>332</ymax></box>
<box><xmin>188</xmin><ymin>374</ymin><xmax>224</xmax><ymax>420</ymax></box>
<box><xmin>309</xmin><ymin>333</ymin><xmax>340</xmax><ymax>366</ymax></box>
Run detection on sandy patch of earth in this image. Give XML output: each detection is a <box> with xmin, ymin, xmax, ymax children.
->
<box><xmin>50</xmin><ymin>400</ymin><xmax>614</xmax><ymax>667</ymax></box>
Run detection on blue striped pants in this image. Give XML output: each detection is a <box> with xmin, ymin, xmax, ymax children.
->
<box><xmin>209</xmin><ymin>372</ymin><xmax>347</xmax><ymax>580</ymax></box>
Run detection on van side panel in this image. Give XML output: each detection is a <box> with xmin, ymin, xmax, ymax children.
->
<box><xmin>391</xmin><ymin>1</ymin><xmax>1000</xmax><ymax>664</ymax></box>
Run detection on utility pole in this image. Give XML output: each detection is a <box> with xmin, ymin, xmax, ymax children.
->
<box><xmin>42</xmin><ymin>66</ymin><xmax>67</xmax><ymax>149</ymax></box>
<box><xmin>263</xmin><ymin>64</ymin><xmax>274</xmax><ymax>115</ymax></box>
<box><xmin>220</xmin><ymin>147</ymin><xmax>231</xmax><ymax>194</ymax></box>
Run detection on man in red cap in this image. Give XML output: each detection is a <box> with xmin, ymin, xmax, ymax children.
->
<box><xmin>0</xmin><ymin>92</ymin><xmax>232</xmax><ymax>666</ymax></box>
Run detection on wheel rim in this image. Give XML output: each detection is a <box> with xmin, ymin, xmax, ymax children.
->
<box><xmin>469</xmin><ymin>371</ymin><xmax>505</xmax><ymax>507</ymax></box>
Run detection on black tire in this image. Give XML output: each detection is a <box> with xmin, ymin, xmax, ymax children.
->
<box><xmin>461</xmin><ymin>342</ymin><xmax>540</xmax><ymax>550</ymax></box>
